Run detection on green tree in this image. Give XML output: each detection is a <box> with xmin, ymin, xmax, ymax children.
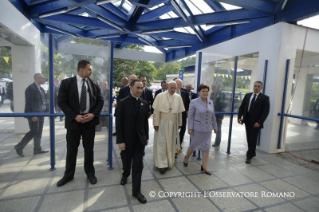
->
<box><xmin>153</xmin><ymin>62</ymin><xmax>164</xmax><ymax>70</ymax></box>
<box><xmin>156</xmin><ymin>62</ymin><xmax>181</xmax><ymax>80</ymax></box>
<box><xmin>0</xmin><ymin>46</ymin><xmax>12</xmax><ymax>78</ymax></box>
<box><xmin>178</xmin><ymin>56</ymin><xmax>196</xmax><ymax>68</ymax></box>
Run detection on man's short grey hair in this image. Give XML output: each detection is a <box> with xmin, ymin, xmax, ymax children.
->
<box><xmin>34</xmin><ymin>73</ymin><xmax>42</xmax><ymax>79</ymax></box>
<box><xmin>175</xmin><ymin>78</ymin><xmax>183</xmax><ymax>83</ymax></box>
<box><xmin>168</xmin><ymin>80</ymin><xmax>176</xmax><ymax>85</ymax></box>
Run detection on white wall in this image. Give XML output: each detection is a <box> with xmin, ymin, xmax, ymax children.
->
<box><xmin>195</xmin><ymin>22</ymin><xmax>319</xmax><ymax>154</ymax></box>
<box><xmin>0</xmin><ymin>0</ymin><xmax>41</xmax><ymax>133</ymax></box>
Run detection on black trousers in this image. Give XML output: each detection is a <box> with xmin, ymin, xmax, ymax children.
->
<box><xmin>245</xmin><ymin>114</ymin><xmax>260</xmax><ymax>159</ymax></box>
<box><xmin>179</xmin><ymin>114</ymin><xmax>187</xmax><ymax>146</ymax></box>
<box><xmin>120</xmin><ymin>141</ymin><xmax>145</xmax><ymax>195</ymax></box>
<box><xmin>64</xmin><ymin>122</ymin><xmax>96</xmax><ymax>179</ymax></box>
<box><xmin>16</xmin><ymin>118</ymin><xmax>44</xmax><ymax>151</ymax></box>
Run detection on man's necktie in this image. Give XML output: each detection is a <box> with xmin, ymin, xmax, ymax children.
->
<box><xmin>249</xmin><ymin>94</ymin><xmax>256</xmax><ymax>112</ymax></box>
<box><xmin>80</xmin><ymin>79</ymin><xmax>87</xmax><ymax>113</ymax></box>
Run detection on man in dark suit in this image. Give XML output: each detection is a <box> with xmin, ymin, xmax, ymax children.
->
<box><xmin>175</xmin><ymin>79</ymin><xmax>190</xmax><ymax>151</ymax></box>
<box><xmin>14</xmin><ymin>73</ymin><xmax>49</xmax><ymax>157</ymax></box>
<box><xmin>210</xmin><ymin>83</ymin><xmax>226</xmax><ymax>147</ymax></box>
<box><xmin>238</xmin><ymin>81</ymin><xmax>270</xmax><ymax>164</ymax></box>
<box><xmin>57</xmin><ymin>60</ymin><xmax>104</xmax><ymax>186</ymax></box>
<box><xmin>186</xmin><ymin>84</ymin><xmax>197</xmax><ymax>101</ymax></box>
<box><xmin>314</xmin><ymin>98</ymin><xmax>319</xmax><ymax>130</ymax></box>
<box><xmin>155</xmin><ymin>80</ymin><xmax>167</xmax><ymax>98</ymax></box>
<box><xmin>120</xmin><ymin>77</ymin><xmax>128</xmax><ymax>88</ymax></box>
<box><xmin>140</xmin><ymin>76</ymin><xmax>154</xmax><ymax>118</ymax></box>
<box><xmin>116</xmin><ymin>79</ymin><xmax>149</xmax><ymax>204</ymax></box>
<box><xmin>113</xmin><ymin>74</ymin><xmax>137</xmax><ymax>136</ymax></box>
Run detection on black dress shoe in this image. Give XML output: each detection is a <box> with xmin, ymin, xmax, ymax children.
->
<box><xmin>57</xmin><ymin>177</ymin><xmax>74</xmax><ymax>187</ymax></box>
<box><xmin>88</xmin><ymin>175</ymin><xmax>97</xmax><ymax>184</ymax></box>
<box><xmin>212</xmin><ymin>144</ymin><xmax>219</xmax><ymax>147</ymax></box>
<box><xmin>133</xmin><ymin>193</ymin><xmax>147</xmax><ymax>204</ymax></box>
<box><xmin>120</xmin><ymin>176</ymin><xmax>127</xmax><ymax>185</ymax></box>
<box><xmin>159</xmin><ymin>168</ymin><xmax>167</xmax><ymax>174</ymax></box>
<box><xmin>34</xmin><ymin>150</ymin><xmax>49</xmax><ymax>155</ymax></box>
<box><xmin>183</xmin><ymin>156</ymin><xmax>188</xmax><ymax>167</ymax></box>
<box><xmin>112</xmin><ymin>132</ymin><xmax>117</xmax><ymax>136</ymax></box>
<box><xmin>14</xmin><ymin>146</ymin><xmax>24</xmax><ymax>157</ymax></box>
<box><xmin>201</xmin><ymin>165</ymin><xmax>212</xmax><ymax>175</ymax></box>
<box><xmin>245</xmin><ymin>158</ymin><xmax>251</xmax><ymax>164</ymax></box>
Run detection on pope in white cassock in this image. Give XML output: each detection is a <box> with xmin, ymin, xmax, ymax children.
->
<box><xmin>152</xmin><ymin>81</ymin><xmax>185</xmax><ymax>174</ymax></box>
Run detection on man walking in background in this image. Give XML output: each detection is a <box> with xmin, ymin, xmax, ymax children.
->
<box><xmin>140</xmin><ymin>76</ymin><xmax>154</xmax><ymax>118</ymax></box>
<box><xmin>210</xmin><ymin>83</ymin><xmax>226</xmax><ymax>147</ymax></box>
<box><xmin>14</xmin><ymin>73</ymin><xmax>49</xmax><ymax>157</ymax></box>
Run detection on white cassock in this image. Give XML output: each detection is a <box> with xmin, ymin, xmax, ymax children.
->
<box><xmin>152</xmin><ymin>91</ymin><xmax>185</xmax><ymax>168</ymax></box>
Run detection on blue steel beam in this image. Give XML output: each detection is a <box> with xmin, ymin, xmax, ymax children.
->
<box><xmin>157</xmin><ymin>39</ymin><xmax>200</xmax><ymax>47</ymax></box>
<box><xmin>276</xmin><ymin>0</ymin><xmax>319</xmax><ymax>23</ymax></box>
<box><xmin>145</xmin><ymin>31</ymin><xmax>200</xmax><ymax>42</ymax></box>
<box><xmin>130</xmin><ymin>0</ymin><xmax>168</xmax><ymax>8</ymax></box>
<box><xmin>171</xmin><ymin>0</ymin><xmax>206</xmax><ymax>42</ymax></box>
<box><xmin>38</xmin><ymin>14</ymin><xmax>124</xmax><ymax>31</ymax></box>
<box><xmin>37</xmin><ymin>18</ymin><xmax>86</xmax><ymax>36</ymax></box>
<box><xmin>134</xmin><ymin>9</ymin><xmax>270</xmax><ymax>31</ymax></box>
<box><xmin>98</xmin><ymin>2</ymin><xmax>128</xmax><ymax>20</ymax></box>
<box><xmin>212</xmin><ymin>0</ymin><xmax>275</xmax><ymax>13</ymax></box>
<box><xmin>86</xmin><ymin>29</ymin><xmax>126</xmax><ymax>37</ymax></box>
<box><xmin>127</xmin><ymin>0</ymin><xmax>150</xmax><ymax>23</ymax></box>
<box><xmin>29</xmin><ymin>0</ymin><xmax>74</xmax><ymax>17</ymax></box>
<box><xmin>165</xmin><ymin>15</ymin><xmax>273</xmax><ymax>62</ymax></box>
<box><xmin>84</xmin><ymin>4</ymin><xmax>129</xmax><ymax>27</ymax></box>
<box><xmin>203</xmin><ymin>0</ymin><xmax>225</xmax><ymax>12</ymax></box>
<box><xmin>138</xmin><ymin>4</ymin><xmax>173</xmax><ymax>22</ymax></box>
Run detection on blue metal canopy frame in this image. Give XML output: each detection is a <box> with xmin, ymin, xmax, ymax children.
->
<box><xmin>8</xmin><ymin>0</ymin><xmax>319</xmax><ymax>62</ymax></box>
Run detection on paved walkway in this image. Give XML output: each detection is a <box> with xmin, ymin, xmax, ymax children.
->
<box><xmin>0</xmin><ymin>102</ymin><xmax>319</xmax><ymax>211</ymax></box>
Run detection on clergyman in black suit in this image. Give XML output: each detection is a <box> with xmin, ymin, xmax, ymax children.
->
<box><xmin>14</xmin><ymin>73</ymin><xmax>49</xmax><ymax>157</ymax></box>
<box><xmin>57</xmin><ymin>60</ymin><xmax>104</xmax><ymax>187</ymax></box>
<box><xmin>238</xmin><ymin>81</ymin><xmax>270</xmax><ymax>164</ymax></box>
<box><xmin>140</xmin><ymin>76</ymin><xmax>154</xmax><ymax>117</ymax></box>
<box><xmin>116</xmin><ymin>79</ymin><xmax>149</xmax><ymax>204</ymax></box>
<box><xmin>175</xmin><ymin>79</ymin><xmax>190</xmax><ymax>150</ymax></box>
<box><xmin>155</xmin><ymin>80</ymin><xmax>167</xmax><ymax>98</ymax></box>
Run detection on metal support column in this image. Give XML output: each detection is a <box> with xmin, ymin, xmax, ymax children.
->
<box><xmin>48</xmin><ymin>34</ymin><xmax>56</xmax><ymax>171</ymax></box>
<box><xmin>226</xmin><ymin>56</ymin><xmax>238</xmax><ymax>154</ymax></box>
<box><xmin>258</xmin><ymin>60</ymin><xmax>268</xmax><ymax>146</ymax></box>
<box><xmin>277</xmin><ymin>60</ymin><xmax>290</xmax><ymax>149</ymax></box>
<box><xmin>108</xmin><ymin>42</ymin><xmax>114</xmax><ymax>170</ymax></box>
<box><xmin>195</xmin><ymin>52</ymin><xmax>202</xmax><ymax>160</ymax></box>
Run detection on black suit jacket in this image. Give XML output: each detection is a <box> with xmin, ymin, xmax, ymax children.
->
<box><xmin>238</xmin><ymin>92</ymin><xmax>270</xmax><ymax>128</ymax></box>
<box><xmin>116</xmin><ymin>96</ymin><xmax>149</xmax><ymax>147</ymax></box>
<box><xmin>187</xmin><ymin>92</ymin><xmax>197</xmax><ymax>101</ymax></box>
<box><xmin>24</xmin><ymin>83</ymin><xmax>47</xmax><ymax>118</ymax></box>
<box><xmin>58</xmin><ymin>76</ymin><xmax>104</xmax><ymax>130</ymax></box>
<box><xmin>179</xmin><ymin>90</ymin><xmax>190</xmax><ymax>119</ymax></box>
<box><xmin>141</xmin><ymin>88</ymin><xmax>154</xmax><ymax>113</ymax></box>
<box><xmin>117</xmin><ymin>85</ymin><xmax>131</xmax><ymax>103</ymax></box>
<box><xmin>155</xmin><ymin>89</ymin><xmax>163</xmax><ymax>98</ymax></box>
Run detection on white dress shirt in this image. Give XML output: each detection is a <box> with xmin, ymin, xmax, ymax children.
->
<box><xmin>76</xmin><ymin>75</ymin><xmax>90</xmax><ymax>114</ymax></box>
